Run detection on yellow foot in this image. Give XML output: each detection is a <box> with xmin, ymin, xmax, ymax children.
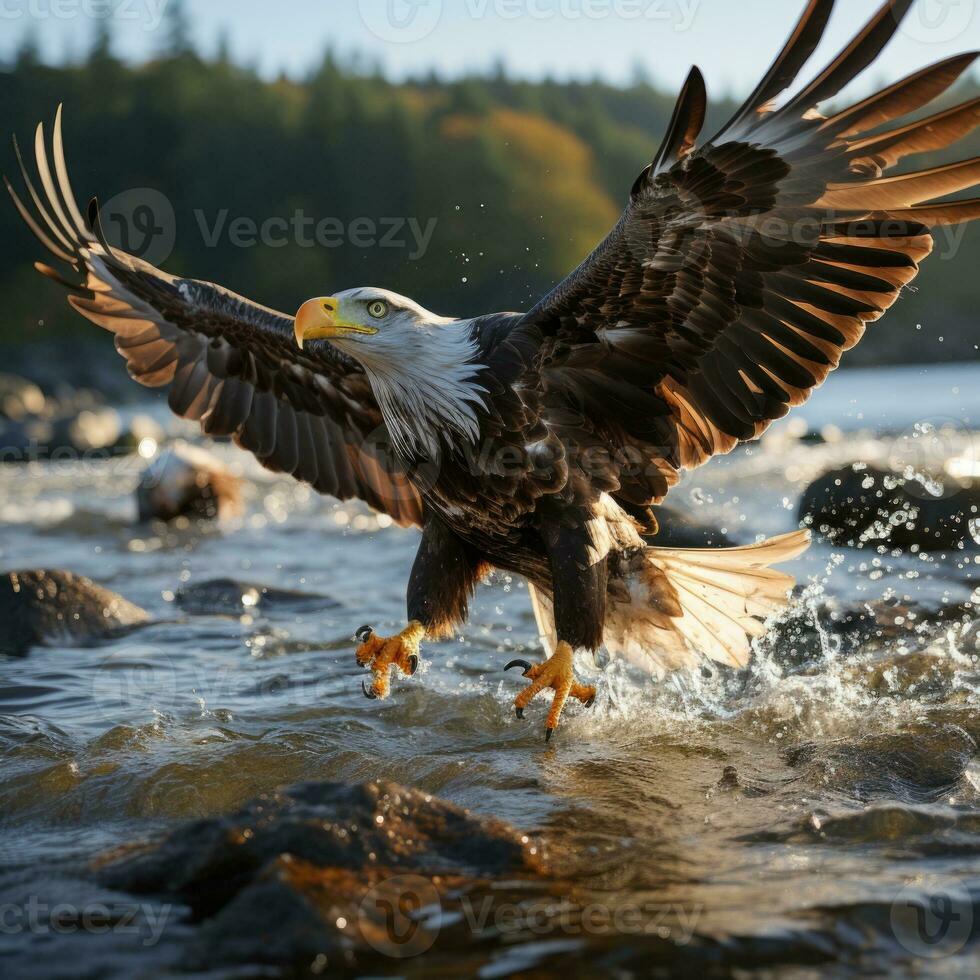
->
<box><xmin>505</xmin><ymin>641</ymin><xmax>596</xmax><ymax>742</ymax></box>
<box><xmin>354</xmin><ymin>621</ymin><xmax>425</xmax><ymax>700</ymax></box>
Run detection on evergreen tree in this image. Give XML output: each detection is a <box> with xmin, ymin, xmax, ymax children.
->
<box><xmin>215</xmin><ymin>29</ymin><xmax>232</xmax><ymax>67</ymax></box>
<box><xmin>89</xmin><ymin>3</ymin><xmax>115</xmax><ymax>65</ymax></box>
<box><xmin>14</xmin><ymin>29</ymin><xmax>41</xmax><ymax>69</ymax></box>
<box><xmin>161</xmin><ymin>0</ymin><xmax>194</xmax><ymax>58</ymax></box>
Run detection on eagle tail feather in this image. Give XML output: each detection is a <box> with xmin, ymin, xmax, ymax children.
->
<box><xmin>603</xmin><ymin>530</ymin><xmax>810</xmax><ymax>676</ymax></box>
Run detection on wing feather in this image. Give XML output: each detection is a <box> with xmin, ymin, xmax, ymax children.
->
<box><xmin>514</xmin><ymin>2</ymin><xmax>980</xmax><ymax>508</ymax></box>
<box><xmin>8</xmin><ymin>108</ymin><xmax>423</xmax><ymax>527</ymax></box>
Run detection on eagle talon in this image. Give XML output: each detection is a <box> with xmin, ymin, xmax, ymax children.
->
<box><xmin>354</xmin><ymin>620</ymin><xmax>425</xmax><ymax>701</ymax></box>
<box><xmin>509</xmin><ymin>641</ymin><xmax>596</xmax><ymax>738</ymax></box>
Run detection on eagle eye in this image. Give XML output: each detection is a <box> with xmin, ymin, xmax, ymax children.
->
<box><xmin>367</xmin><ymin>300</ymin><xmax>389</xmax><ymax>319</ymax></box>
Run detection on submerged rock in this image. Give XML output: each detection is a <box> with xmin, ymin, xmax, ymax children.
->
<box><xmin>136</xmin><ymin>443</ymin><xmax>243</xmax><ymax>523</ymax></box>
<box><xmin>0</xmin><ymin>569</ymin><xmax>150</xmax><ymax>657</ymax></box>
<box><xmin>786</xmin><ymin>723</ymin><xmax>976</xmax><ymax>803</ymax></box>
<box><xmin>98</xmin><ymin>780</ymin><xmax>545</xmax><ymax>971</ymax></box>
<box><xmin>799</xmin><ymin>463</ymin><xmax>980</xmax><ymax>550</ymax></box>
<box><xmin>175</xmin><ymin>578</ymin><xmax>339</xmax><ymax>616</ymax></box>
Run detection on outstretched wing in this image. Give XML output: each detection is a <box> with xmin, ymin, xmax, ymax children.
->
<box><xmin>515</xmin><ymin>0</ymin><xmax>980</xmax><ymax>512</ymax></box>
<box><xmin>6</xmin><ymin>107</ymin><xmax>423</xmax><ymax>527</ymax></box>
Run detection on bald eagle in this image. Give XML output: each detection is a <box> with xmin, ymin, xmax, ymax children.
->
<box><xmin>8</xmin><ymin>0</ymin><xmax>980</xmax><ymax>739</ymax></box>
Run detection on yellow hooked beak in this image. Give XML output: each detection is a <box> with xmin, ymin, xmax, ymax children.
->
<box><xmin>294</xmin><ymin>297</ymin><xmax>379</xmax><ymax>349</ymax></box>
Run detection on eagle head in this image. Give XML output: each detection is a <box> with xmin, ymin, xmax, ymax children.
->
<box><xmin>293</xmin><ymin>287</ymin><xmax>487</xmax><ymax>456</ymax></box>
<box><xmin>293</xmin><ymin>287</ymin><xmax>448</xmax><ymax>356</ymax></box>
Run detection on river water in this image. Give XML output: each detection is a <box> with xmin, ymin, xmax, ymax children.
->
<box><xmin>1</xmin><ymin>362</ymin><xmax>979</xmax><ymax>976</ymax></box>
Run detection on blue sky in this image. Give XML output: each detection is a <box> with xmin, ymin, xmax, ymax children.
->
<box><xmin>3</xmin><ymin>0</ymin><xmax>978</xmax><ymax>98</ymax></box>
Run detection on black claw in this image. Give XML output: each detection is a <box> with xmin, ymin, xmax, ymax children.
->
<box><xmin>515</xmin><ymin>707</ymin><xmax>524</xmax><ymax>720</ymax></box>
<box><xmin>505</xmin><ymin>659</ymin><xmax>533</xmax><ymax>676</ymax></box>
<box><xmin>585</xmin><ymin>695</ymin><xmax>596</xmax><ymax>708</ymax></box>
<box><xmin>407</xmin><ymin>653</ymin><xmax>419</xmax><ymax>676</ymax></box>
<box><xmin>361</xmin><ymin>680</ymin><xmax>378</xmax><ymax>700</ymax></box>
<box><xmin>545</xmin><ymin>728</ymin><xmax>554</xmax><ymax>743</ymax></box>
<box><xmin>355</xmin><ymin>624</ymin><xmax>373</xmax><ymax>644</ymax></box>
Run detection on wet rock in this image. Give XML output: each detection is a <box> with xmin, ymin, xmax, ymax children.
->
<box><xmin>0</xmin><ymin>404</ymin><xmax>125</xmax><ymax>462</ymax></box>
<box><xmin>759</xmin><ymin>803</ymin><xmax>980</xmax><ymax>861</ymax></box>
<box><xmin>786</xmin><ymin>723</ymin><xmax>976</xmax><ymax>803</ymax></box>
<box><xmin>136</xmin><ymin>443</ymin><xmax>243</xmax><ymax>523</ymax></box>
<box><xmin>0</xmin><ymin>570</ymin><xmax>151</xmax><ymax>657</ymax></box>
<box><xmin>648</xmin><ymin>504</ymin><xmax>736</xmax><ymax>548</ymax></box>
<box><xmin>175</xmin><ymin>578</ymin><xmax>338</xmax><ymax>616</ymax></box>
<box><xmin>717</xmin><ymin>765</ymin><xmax>741</xmax><ymax>791</ymax></box>
<box><xmin>0</xmin><ymin>374</ymin><xmax>121</xmax><ymax>460</ymax></box>
<box><xmin>97</xmin><ymin>780</ymin><xmax>544</xmax><ymax>971</ymax></box>
<box><xmin>799</xmin><ymin>463</ymin><xmax>980</xmax><ymax>550</ymax></box>
<box><xmin>0</xmin><ymin>373</ymin><xmax>46</xmax><ymax>420</ymax></box>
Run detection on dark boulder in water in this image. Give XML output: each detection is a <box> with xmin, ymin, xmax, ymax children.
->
<box><xmin>136</xmin><ymin>443</ymin><xmax>243</xmax><ymax>523</ymax></box>
<box><xmin>98</xmin><ymin>780</ymin><xmax>545</xmax><ymax>971</ymax></box>
<box><xmin>0</xmin><ymin>569</ymin><xmax>150</xmax><ymax>657</ymax></box>
<box><xmin>175</xmin><ymin>578</ymin><xmax>339</xmax><ymax>615</ymax></box>
<box><xmin>799</xmin><ymin>464</ymin><xmax>980</xmax><ymax>550</ymax></box>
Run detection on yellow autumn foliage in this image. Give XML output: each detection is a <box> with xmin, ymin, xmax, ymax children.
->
<box><xmin>440</xmin><ymin>108</ymin><xmax>619</xmax><ymax>279</ymax></box>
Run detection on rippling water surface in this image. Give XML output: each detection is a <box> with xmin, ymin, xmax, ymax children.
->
<box><xmin>1</xmin><ymin>363</ymin><xmax>979</xmax><ymax>976</ymax></box>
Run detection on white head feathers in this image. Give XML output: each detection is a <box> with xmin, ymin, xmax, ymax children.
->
<box><xmin>325</xmin><ymin>287</ymin><xmax>488</xmax><ymax>459</ymax></box>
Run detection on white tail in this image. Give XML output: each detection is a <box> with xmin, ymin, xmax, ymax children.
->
<box><xmin>529</xmin><ymin>530</ymin><xmax>811</xmax><ymax>675</ymax></box>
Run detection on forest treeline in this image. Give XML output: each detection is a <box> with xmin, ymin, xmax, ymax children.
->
<box><xmin>2</xmin><ymin>18</ymin><xmax>978</xmax><ymax>369</ymax></box>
